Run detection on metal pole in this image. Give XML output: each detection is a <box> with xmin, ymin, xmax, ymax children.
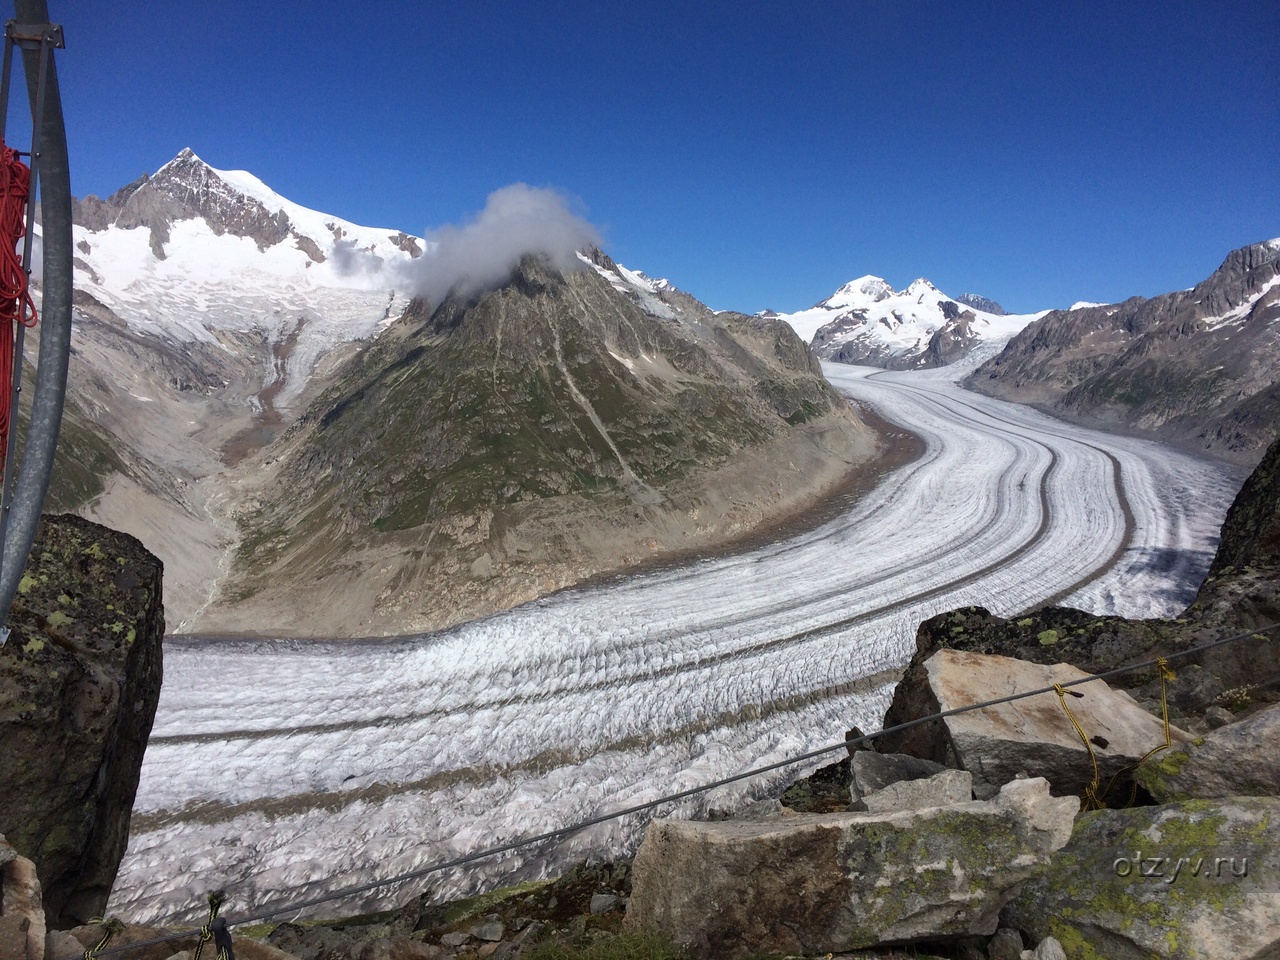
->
<box><xmin>0</xmin><ymin>0</ymin><xmax>69</xmax><ymax>639</ymax></box>
<box><xmin>0</xmin><ymin>31</ymin><xmax>13</xmax><ymax>141</ymax></box>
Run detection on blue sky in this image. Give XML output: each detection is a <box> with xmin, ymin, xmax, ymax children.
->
<box><xmin>16</xmin><ymin>1</ymin><xmax>1280</xmax><ymax>313</ymax></box>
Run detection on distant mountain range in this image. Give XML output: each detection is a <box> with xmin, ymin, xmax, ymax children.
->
<box><xmin>57</xmin><ymin>150</ymin><xmax>874</xmax><ymax>635</ymax></box>
<box><xmin>770</xmin><ymin>276</ymin><xmax>1046</xmax><ymax>370</ymax></box>
<box><xmin>767</xmin><ymin>237</ymin><xmax>1280</xmax><ymax>467</ymax></box>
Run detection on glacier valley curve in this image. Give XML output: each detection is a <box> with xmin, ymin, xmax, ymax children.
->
<box><xmin>109</xmin><ymin>363</ymin><xmax>1243</xmax><ymax>924</ymax></box>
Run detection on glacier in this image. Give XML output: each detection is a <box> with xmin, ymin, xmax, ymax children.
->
<box><xmin>106</xmin><ymin>363</ymin><xmax>1242</xmax><ymax>926</ymax></box>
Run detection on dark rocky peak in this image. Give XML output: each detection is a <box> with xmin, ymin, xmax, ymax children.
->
<box><xmin>956</xmin><ymin>293</ymin><xmax>1006</xmax><ymax>315</ymax></box>
<box><xmin>583</xmin><ymin>244</ymin><xmax>618</xmax><ymax>271</ymax></box>
<box><xmin>505</xmin><ymin>251</ymin><xmax>565</xmax><ymax>295</ymax></box>
<box><xmin>1187</xmin><ymin>239</ymin><xmax>1280</xmax><ymax>320</ymax></box>
<box><xmin>938</xmin><ymin>300</ymin><xmax>976</xmax><ymax>322</ymax></box>
<box><xmin>72</xmin><ymin>148</ymin><xmax>292</xmax><ymax>259</ymax></box>
<box><xmin>1208</xmin><ymin>238</ymin><xmax>1280</xmax><ymax>284</ymax></box>
<box><xmin>418</xmin><ymin>253</ymin><xmax>565</xmax><ymax>337</ymax></box>
<box><xmin>129</xmin><ymin>148</ymin><xmax>291</xmax><ymax>250</ymax></box>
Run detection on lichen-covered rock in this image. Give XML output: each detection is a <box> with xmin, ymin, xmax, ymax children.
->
<box><xmin>1137</xmin><ymin>702</ymin><xmax>1280</xmax><ymax>802</ymax></box>
<box><xmin>624</xmin><ymin>778</ymin><xmax>1077</xmax><ymax>957</ymax></box>
<box><xmin>877</xmin><ymin>608</ymin><xmax>1185</xmax><ymax>761</ymax></box>
<box><xmin>0</xmin><ymin>515</ymin><xmax>163</xmax><ymax>928</ymax></box>
<box><xmin>1005</xmin><ymin>798</ymin><xmax>1280</xmax><ymax>960</ymax></box>
<box><xmin>987</xmin><ymin>926</ymin><xmax>1024</xmax><ymax>960</ymax></box>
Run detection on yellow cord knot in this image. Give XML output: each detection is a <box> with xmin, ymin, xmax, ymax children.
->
<box><xmin>82</xmin><ymin>917</ymin><xmax>125</xmax><ymax>960</ymax></box>
<box><xmin>193</xmin><ymin>891</ymin><xmax>228</xmax><ymax>960</ymax></box>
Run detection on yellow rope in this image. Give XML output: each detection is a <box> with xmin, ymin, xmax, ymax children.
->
<box><xmin>1053</xmin><ymin>682</ymin><xmax>1103</xmax><ymax>810</ymax></box>
<box><xmin>1055</xmin><ymin>656</ymin><xmax>1177</xmax><ymax>810</ymax></box>
<box><xmin>1114</xmin><ymin>657</ymin><xmax>1177</xmax><ymax>806</ymax></box>
<box><xmin>193</xmin><ymin>892</ymin><xmax>227</xmax><ymax>960</ymax></box>
<box><xmin>81</xmin><ymin>918</ymin><xmax>124</xmax><ymax>960</ymax></box>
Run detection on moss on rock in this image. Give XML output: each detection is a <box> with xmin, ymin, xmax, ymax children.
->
<box><xmin>0</xmin><ymin>514</ymin><xmax>164</xmax><ymax>927</ymax></box>
<box><xmin>1007</xmin><ymin>798</ymin><xmax>1280</xmax><ymax>959</ymax></box>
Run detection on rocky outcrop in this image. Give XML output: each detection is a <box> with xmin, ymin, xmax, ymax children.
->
<box><xmin>1137</xmin><ymin>702</ymin><xmax>1280</xmax><ymax>802</ymax></box>
<box><xmin>968</xmin><ymin>239</ymin><xmax>1280</xmax><ymax>465</ymax></box>
<box><xmin>0</xmin><ymin>515</ymin><xmax>164</xmax><ymax>929</ymax></box>
<box><xmin>1188</xmin><ymin>434</ymin><xmax>1280</xmax><ymax>629</ymax></box>
<box><xmin>625</xmin><ymin>778</ymin><xmax>1077</xmax><ymax>957</ymax></box>
<box><xmin>1</xmin><ymin>837</ymin><xmax>45</xmax><ymax>960</ymax></box>
<box><xmin>920</xmin><ymin>303</ymin><xmax>980</xmax><ymax>367</ymax></box>
<box><xmin>1006</xmin><ymin>798</ymin><xmax>1280</xmax><ymax>960</ymax></box>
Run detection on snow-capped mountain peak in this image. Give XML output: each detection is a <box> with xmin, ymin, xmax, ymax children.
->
<box><xmin>777</xmin><ymin>274</ymin><xmax>1047</xmax><ymax>371</ymax></box>
<box><xmin>904</xmin><ymin>277</ymin><xmax>941</xmax><ymax>300</ymax></box>
<box><xmin>69</xmin><ymin>149</ymin><xmax>425</xmax><ymax>408</ymax></box>
<box><xmin>824</xmin><ymin>275</ymin><xmax>894</xmax><ymax>307</ymax></box>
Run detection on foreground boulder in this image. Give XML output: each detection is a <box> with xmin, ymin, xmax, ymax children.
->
<box><xmin>879</xmin><ymin>649</ymin><xmax>1189</xmax><ymax>801</ymax></box>
<box><xmin>0</xmin><ymin>515</ymin><xmax>164</xmax><ymax>928</ymax></box>
<box><xmin>625</xmin><ymin>777</ymin><xmax>1076</xmax><ymax>957</ymax></box>
<box><xmin>1138</xmin><ymin>701</ymin><xmax>1280</xmax><ymax>802</ymax></box>
<box><xmin>1006</xmin><ymin>797</ymin><xmax>1280</xmax><ymax>960</ymax></box>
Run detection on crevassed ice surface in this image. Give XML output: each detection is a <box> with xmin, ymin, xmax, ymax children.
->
<box><xmin>110</xmin><ymin>365</ymin><xmax>1242</xmax><ymax>925</ymax></box>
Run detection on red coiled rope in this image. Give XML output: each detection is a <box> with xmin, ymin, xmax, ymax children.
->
<box><xmin>0</xmin><ymin>140</ymin><xmax>37</xmax><ymax>463</ymax></box>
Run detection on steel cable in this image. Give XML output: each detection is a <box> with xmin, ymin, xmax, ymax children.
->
<box><xmin>70</xmin><ymin>618</ymin><xmax>1280</xmax><ymax>959</ymax></box>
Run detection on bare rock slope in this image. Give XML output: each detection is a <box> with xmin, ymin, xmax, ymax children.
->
<box><xmin>205</xmin><ymin>251</ymin><xmax>875</xmax><ymax>636</ymax></box>
<box><xmin>968</xmin><ymin>239</ymin><xmax>1280</xmax><ymax>465</ymax></box>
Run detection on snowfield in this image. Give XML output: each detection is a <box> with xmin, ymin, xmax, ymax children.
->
<box><xmin>108</xmin><ymin>364</ymin><xmax>1242</xmax><ymax>925</ymax></box>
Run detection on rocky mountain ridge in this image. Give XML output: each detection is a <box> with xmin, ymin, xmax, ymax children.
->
<box><xmin>955</xmin><ymin>293</ymin><xmax>1005</xmax><ymax>315</ymax></box>
<box><xmin>74</xmin><ymin>147</ymin><xmax>423</xmax><ymax>265</ymax></box>
<box><xmin>967</xmin><ymin>238</ymin><xmax>1280</xmax><ymax>465</ymax></box>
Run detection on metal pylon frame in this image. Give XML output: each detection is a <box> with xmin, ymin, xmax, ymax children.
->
<box><xmin>0</xmin><ymin>0</ymin><xmax>70</xmax><ymax>645</ymax></box>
